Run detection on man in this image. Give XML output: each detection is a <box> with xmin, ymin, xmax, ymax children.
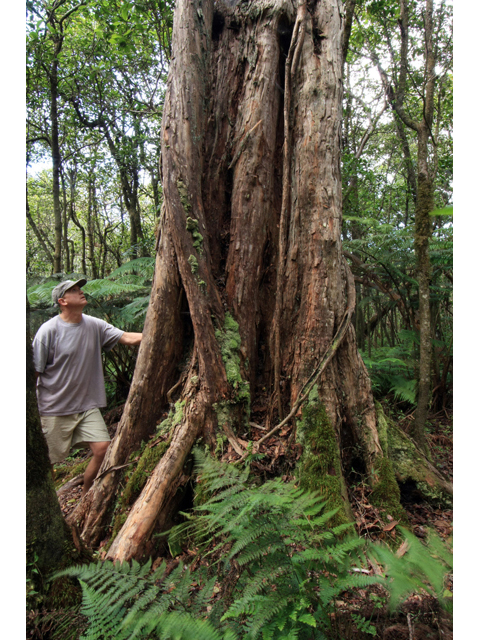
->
<box><xmin>32</xmin><ymin>279</ymin><xmax>142</xmax><ymax>495</ymax></box>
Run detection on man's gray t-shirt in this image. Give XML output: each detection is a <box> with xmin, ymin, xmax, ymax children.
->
<box><xmin>33</xmin><ymin>314</ymin><xmax>124</xmax><ymax>416</ymax></box>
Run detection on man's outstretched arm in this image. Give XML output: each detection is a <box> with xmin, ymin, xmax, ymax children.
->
<box><xmin>118</xmin><ymin>332</ymin><xmax>143</xmax><ymax>346</ymax></box>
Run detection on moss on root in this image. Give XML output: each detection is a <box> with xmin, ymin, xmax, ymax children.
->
<box><xmin>107</xmin><ymin>439</ymin><xmax>171</xmax><ymax>550</ymax></box>
<box><xmin>296</xmin><ymin>388</ymin><xmax>350</xmax><ymax>526</ymax></box>
<box><xmin>157</xmin><ymin>400</ymin><xmax>186</xmax><ymax>435</ymax></box>
<box><xmin>375</xmin><ymin>402</ymin><xmax>390</xmax><ymax>456</ymax></box>
<box><xmin>377</xmin><ymin>404</ymin><xmax>452</xmax><ymax>509</ymax></box>
<box><xmin>123</xmin><ymin>440</ymin><xmax>171</xmax><ymax>505</ymax></box>
<box><xmin>370</xmin><ymin>456</ymin><xmax>408</xmax><ymax>523</ymax></box>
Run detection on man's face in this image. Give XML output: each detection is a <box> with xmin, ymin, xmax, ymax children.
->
<box><xmin>59</xmin><ymin>285</ymin><xmax>87</xmax><ymax>309</ymax></box>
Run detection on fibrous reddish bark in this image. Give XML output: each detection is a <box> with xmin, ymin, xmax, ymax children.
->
<box><xmin>71</xmin><ymin>0</ymin><xmax>446</xmax><ymax>561</ymax></box>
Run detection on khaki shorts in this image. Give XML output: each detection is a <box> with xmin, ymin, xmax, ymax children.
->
<box><xmin>40</xmin><ymin>408</ymin><xmax>110</xmax><ymax>464</ymax></box>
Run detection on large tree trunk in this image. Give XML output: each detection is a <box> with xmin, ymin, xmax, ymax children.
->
<box><xmin>70</xmin><ymin>0</ymin><xmax>448</xmax><ymax>561</ymax></box>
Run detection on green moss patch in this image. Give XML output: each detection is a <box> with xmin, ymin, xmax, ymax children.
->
<box><xmin>215</xmin><ymin>312</ymin><xmax>250</xmax><ymax>406</ymax></box>
<box><xmin>177</xmin><ymin>179</ymin><xmax>191</xmax><ymax>213</ymax></box>
<box><xmin>375</xmin><ymin>402</ymin><xmax>389</xmax><ymax>456</ymax></box>
<box><xmin>188</xmin><ymin>254</ymin><xmax>199</xmax><ymax>274</ymax></box>
<box><xmin>157</xmin><ymin>400</ymin><xmax>186</xmax><ymax>436</ymax></box>
<box><xmin>370</xmin><ymin>456</ymin><xmax>408</xmax><ymax>522</ymax></box>
<box><xmin>107</xmin><ymin>437</ymin><xmax>171</xmax><ymax>550</ymax></box>
<box><xmin>379</xmin><ymin>405</ymin><xmax>452</xmax><ymax>509</ymax></box>
<box><xmin>213</xmin><ymin>313</ymin><xmax>251</xmax><ymax>439</ymax></box>
<box><xmin>122</xmin><ymin>440</ymin><xmax>171</xmax><ymax>506</ymax></box>
<box><xmin>186</xmin><ymin>216</ymin><xmax>204</xmax><ymax>253</ymax></box>
<box><xmin>296</xmin><ymin>388</ymin><xmax>350</xmax><ymax>526</ymax></box>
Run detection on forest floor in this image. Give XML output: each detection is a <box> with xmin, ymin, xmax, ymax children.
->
<box><xmin>54</xmin><ymin>407</ymin><xmax>453</xmax><ymax>640</ymax></box>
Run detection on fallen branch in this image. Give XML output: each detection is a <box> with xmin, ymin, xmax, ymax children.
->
<box><xmin>56</xmin><ymin>474</ymin><xmax>84</xmax><ymax>497</ymax></box>
<box><xmin>222</xmin><ymin>421</ymin><xmax>248</xmax><ymax>456</ymax></box>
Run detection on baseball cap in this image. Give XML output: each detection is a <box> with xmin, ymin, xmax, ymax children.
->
<box><xmin>52</xmin><ymin>279</ymin><xmax>87</xmax><ymax>305</ymax></box>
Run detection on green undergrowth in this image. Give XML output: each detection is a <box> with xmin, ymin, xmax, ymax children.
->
<box><xmin>54</xmin><ymin>458</ymin><xmax>90</xmax><ymax>489</ymax></box>
<box><xmin>360</xmin><ymin>331</ymin><xmax>418</xmax><ymax>404</ymax></box>
<box><xmin>55</xmin><ymin>450</ymin><xmax>453</xmax><ymax>640</ymax></box>
<box><xmin>296</xmin><ymin>387</ymin><xmax>350</xmax><ymax>527</ymax></box>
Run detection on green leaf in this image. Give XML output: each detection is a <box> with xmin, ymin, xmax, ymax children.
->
<box><xmin>298</xmin><ymin>613</ymin><xmax>317</xmax><ymax>627</ymax></box>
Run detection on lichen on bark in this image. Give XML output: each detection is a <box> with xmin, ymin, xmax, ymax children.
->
<box><xmin>176</xmin><ymin>179</ymin><xmax>192</xmax><ymax>213</ymax></box>
<box><xmin>188</xmin><ymin>254</ymin><xmax>199</xmax><ymax>274</ymax></box>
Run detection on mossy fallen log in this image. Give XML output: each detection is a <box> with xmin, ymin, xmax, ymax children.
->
<box><xmin>376</xmin><ymin>404</ymin><xmax>452</xmax><ymax>508</ymax></box>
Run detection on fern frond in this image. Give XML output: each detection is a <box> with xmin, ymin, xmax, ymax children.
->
<box><xmin>188</xmin><ymin>574</ymin><xmax>218</xmax><ymax>616</ymax></box>
<box><xmin>369</xmin><ymin>527</ymin><xmax>453</xmax><ymax>612</ymax></box>
<box><xmin>139</xmin><ymin>611</ymin><xmax>226</xmax><ymax>640</ymax></box>
<box><xmin>27</xmin><ymin>280</ymin><xmax>58</xmax><ymax>306</ymax></box>
<box><xmin>241</xmin><ymin>562</ymin><xmax>289</xmax><ymax>600</ymax></box>
<box><xmin>237</xmin><ymin>539</ymin><xmax>287</xmax><ymax>567</ymax></box>
<box><xmin>244</xmin><ymin>595</ymin><xmax>294</xmax><ymax>639</ymax></box>
<box><xmin>116</xmin><ymin>296</ymin><xmax>150</xmax><ymax>322</ymax></box>
<box><xmin>107</xmin><ymin>257</ymin><xmax>155</xmax><ymax>280</ymax></box>
<box><xmin>83</xmin><ymin>279</ymin><xmax>147</xmax><ymax>299</ymax></box>
<box><xmin>227</xmin><ymin>522</ymin><xmax>276</xmax><ymax>558</ymax></box>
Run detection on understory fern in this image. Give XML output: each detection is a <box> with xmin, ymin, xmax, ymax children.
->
<box><xmin>368</xmin><ymin>526</ymin><xmax>453</xmax><ymax>614</ymax></box>
<box><xmin>361</xmin><ymin>329</ymin><xmax>418</xmax><ymax>403</ymax></box>
<box><xmin>53</xmin><ymin>558</ymin><xmax>228</xmax><ymax>640</ymax></box>
<box><xmin>54</xmin><ymin>452</ymin><xmax>452</xmax><ymax>639</ymax></box>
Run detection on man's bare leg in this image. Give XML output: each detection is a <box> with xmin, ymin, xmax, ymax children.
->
<box><xmin>82</xmin><ymin>441</ymin><xmax>110</xmax><ymax>496</ymax></box>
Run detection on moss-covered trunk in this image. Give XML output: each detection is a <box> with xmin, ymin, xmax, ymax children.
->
<box><xmin>413</xmin><ymin>124</ymin><xmax>434</xmax><ymax>453</ymax></box>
